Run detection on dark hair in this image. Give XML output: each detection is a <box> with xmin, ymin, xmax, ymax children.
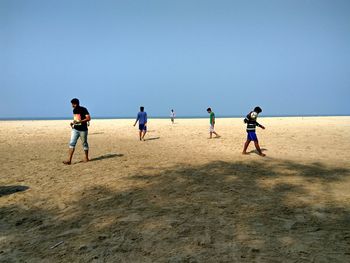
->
<box><xmin>71</xmin><ymin>98</ymin><xmax>80</xmax><ymax>105</ymax></box>
<box><xmin>140</xmin><ymin>106</ymin><xmax>144</xmax><ymax>112</ymax></box>
<box><xmin>207</xmin><ymin>107</ymin><xmax>211</xmax><ymax>112</ymax></box>
<box><xmin>254</xmin><ymin>106</ymin><xmax>262</xmax><ymax>113</ymax></box>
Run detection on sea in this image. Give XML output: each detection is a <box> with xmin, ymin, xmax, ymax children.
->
<box><xmin>0</xmin><ymin>114</ymin><xmax>349</xmax><ymax>121</ymax></box>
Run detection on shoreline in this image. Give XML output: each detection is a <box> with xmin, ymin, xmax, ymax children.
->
<box><xmin>0</xmin><ymin>115</ymin><xmax>349</xmax><ymax>121</ymax></box>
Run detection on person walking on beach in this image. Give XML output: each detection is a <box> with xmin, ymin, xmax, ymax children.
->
<box><xmin>207</xmin><ymin>107</ymin><xmax>220</xmax><ymax>139</ymax></box>
<box><xmin>63</xmin><ymin>98</ymin><xmax>91</xmax><ymax>165</ymax></box>
<box><xmin>242</xmin><ymin>106</ymin><xmax>266</xmax><ymax>156</ymax></box>
<box><xmin>133</xmin><ymin>106</ymin><xmax>148</xmax><ymax>141</ymax></box>
<box><xmin>170</xmin><ymin>109</ymin><xmax>176</xmax><ymax>124</ymax></box>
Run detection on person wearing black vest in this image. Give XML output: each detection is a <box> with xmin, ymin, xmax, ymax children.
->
<box><xmin>242</xmin><ymin>106</ymin><xmax>266</xmax><ymax>157</ymax></box>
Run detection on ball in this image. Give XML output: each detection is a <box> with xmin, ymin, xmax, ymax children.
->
<box><xmin>250</xmin><ymin>111</ymin><xmax>258</xmax><ymax>120</ymax></box>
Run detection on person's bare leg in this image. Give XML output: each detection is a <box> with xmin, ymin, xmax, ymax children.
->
<box><xmin>142</xmin><ymin>130</ymin><xmax>147</xmax><ymax>140</ymax></box>
<box><xmin>254</xmin><ymin>141</ymin><xmax>266</xmax><ymax>156</ymax></box>
<box><xmin>139</xmin><ymin>131</ymin><xmax>142</xmax><ymax>141</ymax></box>
<box><xmin>84</xmin><ymin>150</ymin><xmax>89</xmax><ymax>162</ymax></box>
<box><xmin>63</xmin><ymin>148</ymin><xmax>75</xmax><ymax>164</ymax></box>
<box><xmin>209</xmin><ymin>132</ymin><xmax>213</xmax><ymax>139</ymax></box>
<box><xmin>213</xmin><ymin>131</ymin><xmax>221</xmax><ymax>138</ymax></box>
<box><xmin>242</xmin><ymin>140</ymin><xmax>251</xmax><ymax>154</ymax></box>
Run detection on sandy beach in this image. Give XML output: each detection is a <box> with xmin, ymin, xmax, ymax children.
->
<box><xmin>1</xmin><ymin>116</ymin><xmax>350</xmax><ymax>262</ymax></box>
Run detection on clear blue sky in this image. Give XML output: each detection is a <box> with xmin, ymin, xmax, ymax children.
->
<box><xmin>1</xmin><ymin>0</ymin><xmax>349</xmax><ymax>118</ymax></box>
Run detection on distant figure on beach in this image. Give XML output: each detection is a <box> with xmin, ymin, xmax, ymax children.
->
<box><xmin>63</xmin><ymin>98</ymin><xmax>91</xmax><ymax>165</ymax></box>
<box><xmin>170</xmin><ymin>109</ymin><xmax>176</xmax><ymax>124</ymax></box>
<box><xmin>207</xmin><ymin>107</ymin><xmax>220</xmax><ymax>139</ymax></box>
<box><xmin>242</xmin><ymin>106</ymin><xmax>266</xmax><ymax>157</ymax></box>
<box><xmin>133</xmin><ymin>106</ymin><xmax>148</xmax><ymax>141</ymax></box>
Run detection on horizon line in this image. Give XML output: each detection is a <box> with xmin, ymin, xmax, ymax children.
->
<box><xmin>0</xmin><ymin>114</ymin><xmax>349</xmax><ymax>121</ymax></box>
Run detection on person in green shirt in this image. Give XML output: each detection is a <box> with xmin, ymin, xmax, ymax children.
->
<box><xmin>207</xmin><ymin>107</ymin><xmax>221</xmax><ymax>139</ymax></box>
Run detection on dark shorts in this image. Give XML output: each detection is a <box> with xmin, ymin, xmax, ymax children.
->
<box><xmin>247</xmin><ymin>131</ymin><xmax>258</xmax><ymax>141</ymax></box>
<box><xmin>139</xmin><ymin>124</ymin><xmax>147</xmax><ymax>131</ymax></box>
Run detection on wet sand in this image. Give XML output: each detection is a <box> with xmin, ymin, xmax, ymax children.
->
<box><xmin>1</xmin><ymin>117</ymin><xmax>350</xmax><ymax>262</ymax></box>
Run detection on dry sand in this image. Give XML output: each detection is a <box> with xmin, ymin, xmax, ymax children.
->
<box><xmin>1</xmin><ymin>117</ymin><xmax>350</xmax><ymax>262</ymax></box>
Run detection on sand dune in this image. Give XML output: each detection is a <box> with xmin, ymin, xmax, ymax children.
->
<box><xmin>1</xmin><ymin>117</ymin><xmax>350</xmax><ymax>262</ymax></box>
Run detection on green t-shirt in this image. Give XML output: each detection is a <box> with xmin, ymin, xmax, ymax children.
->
<box><xmin>210</xmin><ymin>112</ymin><xmax>215</xmax><ymax>124</ymax></box>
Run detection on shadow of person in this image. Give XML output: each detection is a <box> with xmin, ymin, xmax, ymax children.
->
<box><xmin>89</xmin><ymin>153</ymin><xmax>124</xmax><ymax>162</ymax></box>
<box><xmin>247</xmin><ymin>148</ymin><xmax>268</xmax><ymax>155</ymax></box>
<box><xmin>144</xmin><ymin>137</ymin><xmax>160</xmax><ymax>141</ymax></box>
<box><xmin>89</xmin><ymin>132</ymin><xmax>104</xmax><ymax>135</ymax></box>
<box><xmin>0</xmin><ymin>185</ymin><xmax>29</xmax><ymax>197</ymax></box>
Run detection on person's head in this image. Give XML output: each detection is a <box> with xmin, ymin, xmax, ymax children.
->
<box><xmin>171</xmin><ymin>109</ymin><xmax>174</xmax><ymax>112</ymax></box>
<box><xmin>140</xmin><ymin>106</ymin><xmax>144</xmax><ymax>112</ymax></box>
<box><xmin>207</xmin><ymin>107</ymin><xmax>212</xmax><ymax>113</ymax></box>
<box><xmin>71</xmin><ymin>98</ymin><xmax>80</xmax><ymax>108</ymax></box>
<box><xmin>254</xmin><ymin>106</ymin><xmax>262</xmax><ymax>114</ymax></box>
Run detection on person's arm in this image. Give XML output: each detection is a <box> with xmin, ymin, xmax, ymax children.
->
<box><xmin>256</xmin><ymin>122</ymin><xmax>265</xmax><ymax>129</ymax></box>
<box><xmin>144</xmin><ymin>113</ymin><xmax>148</xmax><ymax>126</ymax></box>
<box><xmin>244</xmin><ymin>113</ymin><xmax>250</xmax><ymax>123</ymax></box>
<box><xmin>80</xmin><ymin>114</ymin><xmax>91</xmax><ymax>123</ymax></box>
<box><xmin>134</xmin><ymin>114</ymin><xmax>139</xmax><ymax>126</ymax></box>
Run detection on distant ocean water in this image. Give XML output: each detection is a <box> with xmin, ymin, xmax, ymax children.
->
<box><xmin>0</xmin><ymin>114</ymin><xmax>349</xmax><ymax>121</ymax></box>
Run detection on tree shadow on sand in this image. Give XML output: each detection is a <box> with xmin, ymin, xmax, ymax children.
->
<box><xmin>0</xmin><ymin>185</ymin><xmax>29</xmax><ymax>197</ymax></box>
<box><xmin>1</xmin><ymin>159</ymin><xmax>350</xmax><ymax>262</ymax></box>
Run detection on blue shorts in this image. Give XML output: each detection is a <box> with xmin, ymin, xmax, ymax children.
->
<box><xmin>139</xmin><ymin>124</ymin><xmax>147</xmax><ymax>131</ymax></box>
<box><xmin>69</xmin><ymin>129</ymin><xmax>89</xmax><ymax>150</ymax></box>
<box><xmin>247</xmin><ymin>131</ymin><xmax>258</xmax><ymax>141</ymax></box>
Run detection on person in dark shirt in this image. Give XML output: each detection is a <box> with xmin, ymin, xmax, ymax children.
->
<box><xmin>63</xmin><ymin>98</ymin><xmax>91</xmax><ymax>164</ymax></box>
<box><xmin>133</xmin><ymin>106</ymin><xmax>148</xmax><ymax>141</ymax></box>
<box><xmin>242</xmin><ymin>106</ymin><xmax>266</xmax><ymax>156</ymax></box>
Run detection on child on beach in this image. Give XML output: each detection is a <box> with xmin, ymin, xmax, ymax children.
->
<box><xmin>133</xmin><ymin>106</ymin><xmax>148</xmax><ymax>141</ymax></box>
<box><xmin>242</xmin><ymin>106</ymin><xmax>266</xmax><ymax>156</ymax></box>
<box><xmin>207</xmin><ymin>108</ymin><xmax>220</xmax><ymax>139</ymax></box>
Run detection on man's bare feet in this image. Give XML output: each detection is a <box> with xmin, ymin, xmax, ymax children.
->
<box><xmin>215</xmin><ymin>135</ymin><xmax>221</xmax><ymax>138</ymax></box>
<box><xmin>63</xmin><ymin>161</ymin><xmax>71</xmax><ymax>165</ymax></box>
<box><xmin>259</xmin><ymin>153</ymin><xmax>266</xmax><ymax>157</ymax></box>
<box><xmin>242</xmin><ymin>152</ymin><xmax>249</xmax><ymax>155</ymax></box>
<box><xmin>83</xmin><ymin>158</ymin><xmax>89</xmax><ymax>163</ymax></box>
